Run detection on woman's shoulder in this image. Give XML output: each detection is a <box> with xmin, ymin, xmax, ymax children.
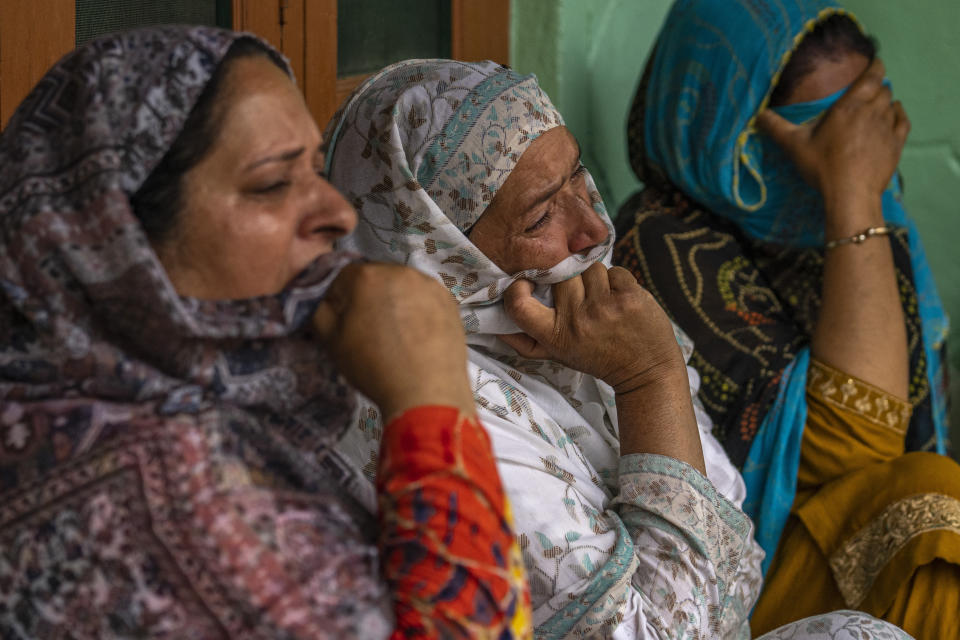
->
<box><xmin>614</xmin><ymin>185</ymin><xmax>738</xmax><ymax>242</ymax></box>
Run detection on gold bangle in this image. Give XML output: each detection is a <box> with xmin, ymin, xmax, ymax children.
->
<box><xmin>824</xmin><ymin>225</ymin><xmax>896</xmax><ymax>250</ymax></box>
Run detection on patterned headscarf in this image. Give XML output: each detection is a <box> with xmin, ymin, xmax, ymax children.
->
<box><xmin>0</xmin><ymin>26</ymin><xmax>390</xmax><ymax>638</ymax></box>
<box><xmin>641</xmin><ymin>0</ymin><xmax>849</xmax><ymax>242</ymax></box>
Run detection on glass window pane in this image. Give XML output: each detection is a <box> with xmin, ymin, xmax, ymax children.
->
<box><xmin>76</xmin><ymin>0</ymin><xmax>232</xmax><ymax>47</ymax></box>
<box><xmin>337</xmin><ymin>0</ymin><xmax>451</xmax><ymax>77</ymax></box>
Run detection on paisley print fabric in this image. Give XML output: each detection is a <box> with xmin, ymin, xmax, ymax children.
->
<box><xmin>615</xmin><ymin>0</ymin><xmax>950</xmax><ymax>572</ymax></box>
<box><xmin>0</xmin><ymin>25</ymin><xmax>395</xmax><ymax>639</ymax></box>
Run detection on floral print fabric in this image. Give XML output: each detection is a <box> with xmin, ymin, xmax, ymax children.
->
<box><xmin>759</xmin><ymin>612</ymin><xmax>912</xmax><ymax>640</ymax></box>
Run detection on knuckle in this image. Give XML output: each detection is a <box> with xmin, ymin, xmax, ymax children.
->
<box><xmin>503</xmin><ymin>291</ymin><xmax>525</xmax><ymax>316</ymax></box>
<box><xmin>393</xmin><ymin>267</ymin><xmax>423</xmax><ymax>290</ymax></box>
<box><xmin>552</xmin><ymin>322</ymin><xmax>569</xmax><ymax>348</ymax></box>
<box><xmin>608</xmin><ymin>265</ymin><xmax>635</xmax><ymax>281</ymax></box>
<box><xmin>627</xmin><ymin>283</ymin><xmax>655</xmax><ymax>304</ymax></box>
<box><xmin>629</xmin><ymin>288</ymin><xmax>660</xmax><ymax>316</ymax></box>
<box><xmin>397</xmin><ymin>267</ymin><xmax>448</xmax><ymax>303</ymax></box>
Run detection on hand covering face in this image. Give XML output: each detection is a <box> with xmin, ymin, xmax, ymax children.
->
<box><xmin>620</xmin><ymin>0</ymin><xmax>949</xmax><ymax>571</ymax></box>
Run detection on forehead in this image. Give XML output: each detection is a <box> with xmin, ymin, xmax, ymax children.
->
<box><xmin>219</xmin><ymin>56</ymin><xmax>301</xmax><ymax>113</ymax></box>
<box><xmin>506</xmin><ymin>126</ymin><xmax>579</xmax><ymax>187</ymax></box>
<box><xmin>525</xmin><ymin>126</ymin><xmax>578</xmax><ymax>159</ymax></box>
<box><xmin>472</xmin><ymin>125</ymin><xmax>580</xmax><ymax>231</ymax></box>
<box><xmin>784</xmin><ymin>50</ymin><xmax>870</xmax><ymax>104</ymax></box>
<box><xmin>209</xmin><ymin>57</ymin><xmax>318</xmax><ymax>155</ymax></box>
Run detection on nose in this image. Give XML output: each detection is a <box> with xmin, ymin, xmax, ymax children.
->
<box><xmin>567</xmin><ymin>201</ymin><xmax>609</xmax><ymax>255</ymax></box>
<box><xmin>299</xmin><ymin>174</ymin><xmax>359</xmax><ymax>241</ymax></box>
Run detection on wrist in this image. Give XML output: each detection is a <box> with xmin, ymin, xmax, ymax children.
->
<box><xmin>822</xmin><ymin>188</ymin><xmax>885</xmax><ymax>238</ymax></box>
<box><xmin>607</xmin><ymin>355</ymin><xmax>687</xmax><ymax>397</ymax></box>
<box><xmin>613</xmin><ymin>365</ymin><xmax>705</xmax><ymax>471</ymax></box>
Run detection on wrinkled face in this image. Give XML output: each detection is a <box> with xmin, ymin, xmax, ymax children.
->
<box><xmin>782</xmin><ymin>50</ymin><xmax>871</xmax><ymax>104</ymax></box>
<box><xmin>468</xmin><ymin>126</ymin><xmax>609</xmax><ymax>274</ymax></box>
<box><xmin>157</xmin><ymin>55</ymin><xmax>357</xmax><ymax>299</ymax></box>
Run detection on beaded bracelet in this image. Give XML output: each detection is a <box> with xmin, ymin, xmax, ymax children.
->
<box><xmin>824</xmin><ymin>225</ymin><xmax>896</xmax><ymax>250</ymax></box>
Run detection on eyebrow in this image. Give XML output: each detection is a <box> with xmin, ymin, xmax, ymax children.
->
<box><xmin>520</xmin><ymin>143</ymin><xmax>584</xmax><ymax>214</ymax></box>
<box><xmin>243</xmin><ymin>146</ymin><xmax>308</xmax><ymax>172</ymax></box>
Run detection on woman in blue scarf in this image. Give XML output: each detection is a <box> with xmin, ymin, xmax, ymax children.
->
<box><xmin>614</xmin><ymin>0</ymin><xmax>960</xmax><ymax>635</ymax></box>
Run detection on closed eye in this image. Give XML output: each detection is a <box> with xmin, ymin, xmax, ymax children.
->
<box><xmin>250</xmin><ymin>180</ymin><xmax>291</xmax><ymax>195</ymax></box>
<box><xmin>524</xmin><ymin>208</ymin><xmax>553</xmax><ymax>233</ymax></box>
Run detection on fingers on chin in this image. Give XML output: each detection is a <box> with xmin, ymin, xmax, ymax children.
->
<box><xmin>607</xmin><ymin>266</ymin><xmax>637</xmax><ymax>289</ymax></box>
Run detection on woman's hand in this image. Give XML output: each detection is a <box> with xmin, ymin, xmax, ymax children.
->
<box><xmin>757</xmin><ymin>58</ymin><xmax>910</xmax><ymax>222</ymax></box>
<box><xmin>760</xmin><ymin>58</ymin><xmax>910</xmax><ymax>400</ymax></box>
<box><xmin>498</xmin><ymin>263</ymin><xmax>687</xmax><ymax>395</ymax></box>
<box><xmin>313</xmin><ymin>263</ymin><xmax>475</xmax><ymax>421</ymax></box>
<box><xmin>499</xmin><ymin>263</ymin><xmax>704</xmax><ymax>470</ymax></box>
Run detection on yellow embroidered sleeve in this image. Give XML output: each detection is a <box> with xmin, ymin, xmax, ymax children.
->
<box><xmin>798</xmin><ymin>358</ymin><xmax>913</xmax><ymax>492</ymax></box>
<box><xmin>806</xmin><ymin>359</ymin><xmax>913</xmax><ymax>434</ymax></box>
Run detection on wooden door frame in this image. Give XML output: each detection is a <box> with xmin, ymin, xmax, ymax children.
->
<box><xmin>0</xmin><ymin>0</ymin><xmax>510</xmax><ymax>131</ymax></box>
<box><xmin>0</xmin><ymin>0</ymin><xmax>75</xmax><ymax>128</ymax></box>
<box><xmin>236</xmin><ymin>0</ymin><xmax>510</xmax><ymax>127</ymax></box>
<box><xmin>232</xmin><ymin>0</ymin><xmax>339</xmax><ymax>133</ymax></box>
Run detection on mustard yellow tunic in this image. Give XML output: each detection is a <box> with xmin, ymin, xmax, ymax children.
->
<box><xmin>752</xmin><ymin>359</ymin><xmax>960</xmax><ymax>638</ymax></box>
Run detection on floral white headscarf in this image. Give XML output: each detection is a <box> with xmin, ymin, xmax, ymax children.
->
<box><xmin>327</xmin><ymin>59</ymin><xmax>735</xmax><ymax>636</ymax></box>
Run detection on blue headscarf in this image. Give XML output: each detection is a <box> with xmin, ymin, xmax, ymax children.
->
<box><xmin>644</xmin><ymin>0</ymin><xmax>949</xmax><ymax>574</ymax></box>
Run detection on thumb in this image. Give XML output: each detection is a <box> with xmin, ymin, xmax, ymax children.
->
<box><xmin>756</xmin><ymin>109</ymin><xmax>805</xmax><ymax>153</ymax></box>
<box><xmin>313</xmin><ymin>264</ymin><xmax>358</xmax><ymax>341</ymax></box>
<box><xmin>498</xmin><ymin>332</ymin><xmax>552</xmax><ymax>359</ymax></box>
<box><xmin>312</xmin><ymin>300</ymin><xmax>338</xmax><ymax>343</ymax></box>
<box><xmin>502</xmin><ymin>279</ymin><xmax>557</xmax><ymax>346</ymax></box>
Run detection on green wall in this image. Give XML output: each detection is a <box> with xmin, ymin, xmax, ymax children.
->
<box><xmin>511</xmin><ymin>0</ymin><xmax>960</xmax><ymax>438</ymax></box>
<box><xmin>511</xmin><ymin>0</ymin><xmax>670</xmax><ymax>207</ymax></box>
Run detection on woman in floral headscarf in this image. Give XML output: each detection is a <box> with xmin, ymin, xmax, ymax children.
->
<box><xmin>613</xmin><ymin>0</ymin><xmax>960</xmax><ymax>635</ymax></box>
<box><xmin>326</xmin><ymin>58</ymin><xmax>914</xmax><ymax>640</ymax></box>
<box><xmin>0</xmin><ymin>26</ymin><xmax>532</xmax><ymax>639</ymax></box>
